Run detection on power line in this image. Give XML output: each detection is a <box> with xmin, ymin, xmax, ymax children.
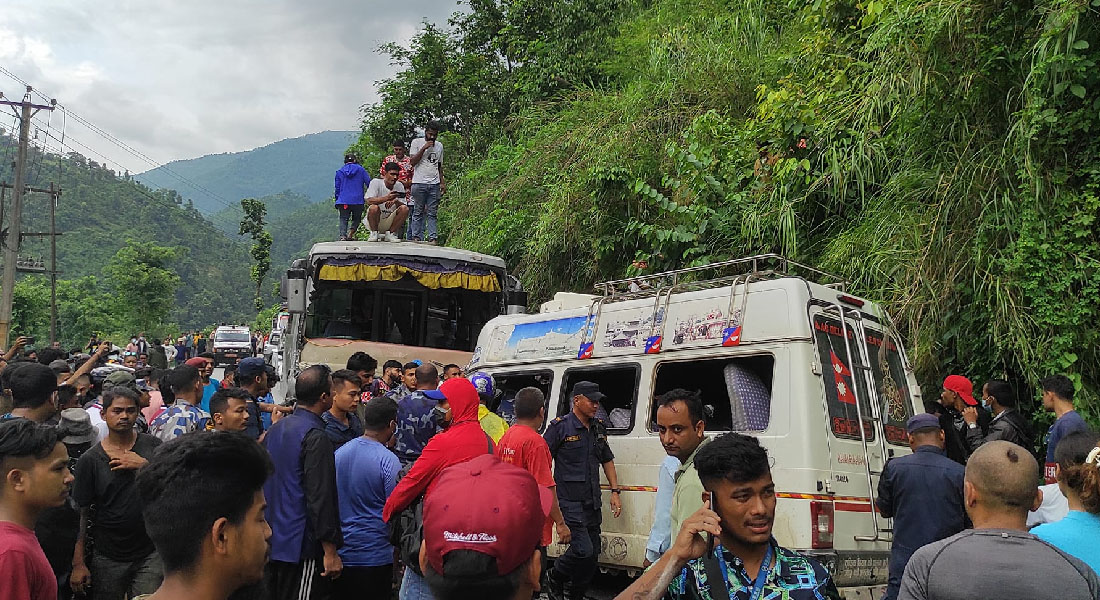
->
<box><xmin>0</xmin><ymin>66</ymin><xmax>243</xmax><ymax>217</ymax></box>
<box><xmin>33</xmin><ymin>127</ymin><xmax>243</xmax><ymax>230</ymax></box>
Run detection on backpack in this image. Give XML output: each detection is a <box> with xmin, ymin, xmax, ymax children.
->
<box><xmin>388</xmin><ymin>433</ymin><xmax>495</xmax><ymax>574</ymax></box>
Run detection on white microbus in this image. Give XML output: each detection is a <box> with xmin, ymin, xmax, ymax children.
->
<box><xmin>470</xmin><ymin>254</ymin><xmax>922</xmax><ymax>598</ymax></box>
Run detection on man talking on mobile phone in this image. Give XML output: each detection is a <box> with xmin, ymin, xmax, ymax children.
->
<box><xmin>407</xmin><ymin>121</ymin><xmax>445</xmax><ymax>244</ymax></box>
<box><xmin>615</xmin><ymin>433</ymin><xmax>841</xmax><ymax>600</ymax></box>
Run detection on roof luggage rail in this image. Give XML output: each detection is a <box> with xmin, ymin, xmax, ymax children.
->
<box><xmin>574</xmin><ymin>255</ymin><xmax>847</xmax><ymax>359</ymax></box>
<box><xmin>595</xmin><ymin>254</ymin><xmax>847</xmax><ymax>299</ymax></box>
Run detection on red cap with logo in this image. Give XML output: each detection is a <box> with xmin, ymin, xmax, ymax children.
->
<box><xmin>185</xmin><ymin>357</ymin><xmax>208</xmax><ymax>368</ymax></box>
<box><xmin>943</xmin><ymin>375</ymin><xmax>977</xmax><ymax>406</ymax></box>
<box><xmin>423</xmin><ymin>454</ymin><xmax>553</xmax><ymax>576</ymax></box>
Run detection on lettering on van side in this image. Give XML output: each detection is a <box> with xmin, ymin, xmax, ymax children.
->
<box><xmin>837</xmin><ymin>453</ymin><xmax>866</xmax><ymax>466</ymax></box>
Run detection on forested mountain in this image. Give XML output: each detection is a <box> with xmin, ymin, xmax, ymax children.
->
<box><xmin>136</xmin><ymin>130</ymin><xmax>356</xmax><ymax>214</ymax></box>
<box><xmin>0</xmin><ymin>136</ymin><xmax>256</xmax><ymax>343</ymax></box>
<box><xmin>356</xmin><ymin>0</ymin><xmax>1100</xmax><ymax>423</ymax></box>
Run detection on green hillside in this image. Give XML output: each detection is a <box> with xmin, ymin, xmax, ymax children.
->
<box><xmin>0</xmin><ymin>140</ymin><xmax>256</xmax><ymax>342</ymax></box>
<box><xmin>357</xmin><ymin>0</ymin><xmax>1100</xmax><ymax>422</ymax></box>
<box><xmin>269</xmin><ymin>201</ymin><xmax>338</xmax><ymax>268</ymax></box>
<box><xmin>208</xmin><ymin>190</ymin><xmax>319</xmax><ymax>236</ymax></box>
<box><xmin>136</xmin><ymin>130</ymin><xmax>357</xmax><ymax>214</ymax></box>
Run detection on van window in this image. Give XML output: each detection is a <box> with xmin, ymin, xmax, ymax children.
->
<box><xmin>651</xmin><ymin>355</ymin><xmax>774</xmax><ymax>432</ymax></box>
<box><xmin>216</xmin><ymin>331</ymin><xmax>250</xmax><ymax>343</ymax></box>
<box><xmin>865</xmin><ymin>330</ymin><xmax>916</xmax><ymax>446</ymax></box>
<box><xmin>491</xmin><ymin>370</ymin><xmax>555</xmax><ymax>431</ymax></box>
<box><xmin>559</xmin><ymin>365</ymin><xmax>640</xmax><ymax>435</ymax></box>
<box><xmin>813</xmin><ymin>315</ymin><xmax>875</xmax><ymax>441</ymax></box>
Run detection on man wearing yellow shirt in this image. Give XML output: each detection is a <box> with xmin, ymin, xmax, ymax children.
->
<box><xmin>470</xmin><ymin>371</ymin><xmax>509</xmax><ymax>442</ymax></box>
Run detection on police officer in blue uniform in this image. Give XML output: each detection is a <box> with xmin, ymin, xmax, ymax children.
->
<box><xmin>544</xmin><ymin>380</ymin><xmax>622</xmax><ymax>600</ymax></box>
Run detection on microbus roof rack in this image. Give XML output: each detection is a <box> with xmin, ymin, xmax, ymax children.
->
<box><xmin>594</xmin><ymin>254</ymin><xmax>847</xmax><ymax>299</ymax></box>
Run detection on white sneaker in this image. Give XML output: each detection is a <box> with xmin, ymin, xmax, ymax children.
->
<box><xmin>367</xmin><ymin>231</ymin><xmax>380</xmax><ymax>242</ymax></box>
<box><xmin>383</xmin><ymin>232</ymin><xmax>401</xmax><ymax>243</ymax></box>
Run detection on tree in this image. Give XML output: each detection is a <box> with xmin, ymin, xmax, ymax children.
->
<box><xmin>103</xmin><ymin>241</ymin><xmax>183</xmax><ymax>336</ymax></box>
<box><xmin>11</xmin><ymin>278</ymin><xmax>50</xmax><ymax>343</ymax></box>
<box><xmin>239</xmin><ymin>198</ymin><xmax>273</xmax><ymax>313</ymax></box>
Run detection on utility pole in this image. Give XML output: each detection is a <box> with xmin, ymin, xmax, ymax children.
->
<box><xmin>49</xmin><ymin>182</ymin><xmax>58</xmax><ymax>344</ymax></box>
<box><xmin>0</xmin><ymin>87</ymin><xmax>56</xmax><ymax>349</ymax></box>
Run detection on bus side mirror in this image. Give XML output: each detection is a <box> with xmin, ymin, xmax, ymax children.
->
<box><xmin>506</xmin><ymin>290</ymin><xmax>528</xmax><ymax>315</ymax></box>
<box><xmin>279</xmin><ymin>274</ymin><xmax>289</xmax><ymax>300</ymax></box>
<box><xmin>286</xmin><ymin>268</ymin><xmax>307</xmax><ymax>314</ymax></box>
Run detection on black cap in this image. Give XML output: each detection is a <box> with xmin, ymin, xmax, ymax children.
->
<box><xmin>570</xmin><ymin>381</ymin><xmax>605</xmax><ymax>403</ymax></box>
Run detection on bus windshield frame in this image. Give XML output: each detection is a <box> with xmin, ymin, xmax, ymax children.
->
<box><xmin>305</xmin><ymin>278</ymin><xmax>502</xmax><ymax>353</ymax></box>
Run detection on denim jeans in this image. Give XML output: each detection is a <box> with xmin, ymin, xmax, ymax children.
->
<box><xmin>338</xmin><ymin>204</ymin><xmax>365</xmax><ymax>239</ymax></box>
<box><xmin>409</xmin><ymin>183</ymin><xmax>441</xmax><ymax>241</ymax></box>
<box><xmin>399</xmin><ymin>567</ymin><xmax>435</xmax><ymax>600</ymax></box>
<box><xmin>91</xmin><ymin>550</ymin><xmax>163</xmax><ymax>600</ymax></box>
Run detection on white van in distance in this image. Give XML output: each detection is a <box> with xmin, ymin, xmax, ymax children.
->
<box><xmin>470</xmin><ymin>254</ymin><xmax>923</xmax><ymax>599</ymax></box>
<box><xmin>212</xmin><ymin>325</ymin><xmax>253</xmax><ymax>366</ymax></box>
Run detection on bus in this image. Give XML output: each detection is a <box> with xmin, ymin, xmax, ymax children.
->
<box><xmin>276</xmin><ymin>241</ymin><xmax>522</xmax><ymax>401</ymax></box>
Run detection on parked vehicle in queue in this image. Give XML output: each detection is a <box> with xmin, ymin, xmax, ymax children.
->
<box><xmin>469</xmin><ymin>254</ymin><xmax>922</xmax><ymax>599</ymax></box>
<box><xmin>275</xmin><ymin>241</ymin><xmax>524</xmax><ymax>401</ymax></box>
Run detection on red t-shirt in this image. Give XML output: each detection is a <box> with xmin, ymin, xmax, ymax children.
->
<box><xmin>495</xmin><ymin>424</ymin><xmax>556</xmax><ymax>546</ymax></box>
<box><xmin>0</xmin><ymin>521</ymin><xmax>57</xmax><ymax>600</ymax></box>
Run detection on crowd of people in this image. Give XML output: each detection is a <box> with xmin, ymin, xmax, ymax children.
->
<box><xmin>334</xmin><ymin>121</ymin><xmax>444</xmax><ymax>244</ymax></box>
<box><xmin>1</xmin><ymin>333</ymin><xmax>1098</xmax><ymax>600</ymax></box>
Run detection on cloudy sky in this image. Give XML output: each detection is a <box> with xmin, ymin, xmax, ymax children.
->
<box><xmin>0</xmin><ymin>0</ymin><xmax>458</xmax><ymax>168</ymax></box>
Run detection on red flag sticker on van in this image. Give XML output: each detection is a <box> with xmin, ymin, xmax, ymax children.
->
<box><xmin>830</xmin><ymin>350</ymin><xmax>857</xmax><ymax>404</ymax></box>
<box><xmin>722</xmin><ymin>326</ymin><xmax>742</xmax><ymax>346</ymax></box>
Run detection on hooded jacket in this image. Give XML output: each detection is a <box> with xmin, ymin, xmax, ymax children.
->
<box><xmin>382</xmin><ymin>378</ymin><xmax>493</xmax><ymax>522</ymax></box>
<box><xmin>334</xmin><ymin>162</ymin><xmax>370</xmax><ymax>206</ymax></box>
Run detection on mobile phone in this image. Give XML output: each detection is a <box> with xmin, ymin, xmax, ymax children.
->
<box><xmin>23</xmin><ymin>336</ymin><xmax>35</xmax><ymax>345</ymax></box>
<box><xmin>705</xmin><ymin>490</ymin><xmax>716</xmax><ymax>557</ymax></box>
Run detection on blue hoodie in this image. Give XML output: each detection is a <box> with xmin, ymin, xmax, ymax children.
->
<box><xmin>334</xmin><ymin>162</ymin><xmax>370</xmax><ymax>206</ymax></box>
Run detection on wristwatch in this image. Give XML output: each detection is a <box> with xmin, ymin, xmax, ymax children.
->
<box><xmin>968</xmin><ymin>423</ymin><xmax>978</xmax><ymax>429</ymax></box>
<box><xmin>610</xmin><ymin>489</ymin><xmax>621</xmax><ymax>494</ymax></box>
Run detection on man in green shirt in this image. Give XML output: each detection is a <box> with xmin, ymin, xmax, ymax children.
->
<box><xmin>656</xmin><ymin>389</ymin><xmax>711</xmax><ymax>537</ymax></box>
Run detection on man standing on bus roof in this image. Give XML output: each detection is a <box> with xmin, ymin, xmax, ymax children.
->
<box><xmin>408</xmin><ymin>121</ymin><xmax>445</xmax><ymax>244</ymax></box>
<box><xmin>543</xmin><ymin>381</ymin><xmax>621</xmax><ymax>600</ymax></box>
<box><xmin>334</xmin><ymin>152</ymin><xmax>370</xmax><ymax>241</ymax></box>
<box><xmin>656</xmin><ymin>389</ymin><xmax>711</xmax><ymax>541</ymax></box>
<box><xmin>876</xmin><ymin>413</ymin><xmax>967</xmax><ymax>600</ymax></box>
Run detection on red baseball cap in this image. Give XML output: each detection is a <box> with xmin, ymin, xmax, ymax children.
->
<box><xmin>423</xmin><ymin>454</ymin><xmax>553</xmax><ymax>576</ymax></box>
<box><xmin>943</xmin><ymin>375</ymin><xmax>977</xmax><ymax>406</ymax></box>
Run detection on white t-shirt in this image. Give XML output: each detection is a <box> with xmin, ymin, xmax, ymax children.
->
<box><xmin>365</xmin><ymin>179</ymin><xmax>407</xmax><ymax>209</ymax></box>
<box><xmin>409</xmin><ymin>138</ymin><xmax>443</xmax><ymax>184</ymax></box>
<box><xmin>85</xmin><ymin>405</ymin><xmax>109</xmax><ymax>442</ymax></box>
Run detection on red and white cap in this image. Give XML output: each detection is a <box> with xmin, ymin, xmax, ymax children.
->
<box><xmin>423</xmin><ymin>454</ymin><xmax>553</xmax><ymax>575</ymax></box>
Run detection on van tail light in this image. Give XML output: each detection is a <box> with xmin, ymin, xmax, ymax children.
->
<box><xmin>810</xmin><ymin>501</ymin><xmax>834</xmax><ymax>549</ymax></box>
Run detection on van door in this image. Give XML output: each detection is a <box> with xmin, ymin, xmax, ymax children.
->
<box><xmin>811</xmin><ymin>312</ymin><xmax>888</xmax><ymax>544</ymax></box>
